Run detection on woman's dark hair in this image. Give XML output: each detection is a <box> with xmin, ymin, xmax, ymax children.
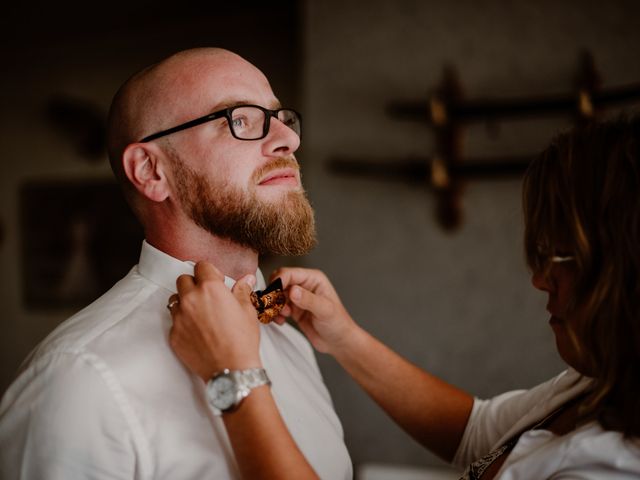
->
<box><xmin>523</xmin><ymin>115</ymin><xmax>640</xmax><ymax>437</ymax></box>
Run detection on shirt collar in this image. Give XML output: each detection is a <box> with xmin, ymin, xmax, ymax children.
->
<box><xmin>137</xmin><ymin>240</ymin><xmax>266</xmax><ymax>293</ymax></box>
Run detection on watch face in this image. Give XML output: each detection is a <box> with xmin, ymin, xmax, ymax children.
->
<box><xmin>210</xmin><ymin>375</ymin><xmax>236</xmax><ymax>410</ymax></box>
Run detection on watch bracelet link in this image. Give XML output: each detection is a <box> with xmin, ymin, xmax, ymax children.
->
<box><xmin>231</xmin><ymin>367</ymin><xmax>271</xmax><ymax>392</ymax></box>
<box><xmin>207</xmin><ymin>367</ymin><xmax>271</xmax><ymax>415</ymax></box>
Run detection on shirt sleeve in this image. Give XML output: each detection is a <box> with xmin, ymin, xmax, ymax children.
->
<box><xmin>452</xmin><ymin>371</ymin><xmax>574</xmax><ymax>468</ymax></box>
<box><xmin>551</xmin><ymin>468</ymin><xmax>640</xmax><ymax>479</ymax></box>
<box><xmin>451</xmin><ymin>389</ymin><xmax>527</xmax><ymax>468</ymax></box>
<box><xmin>0</xmin><ymin>350</ymin><xmax>141</xmax><ymax>480</ymax></box>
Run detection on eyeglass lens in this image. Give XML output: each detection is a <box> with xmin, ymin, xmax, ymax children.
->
<box><xmin>230</xmin><ymin>107</ymin><xmax>300</xmax><ymax>139</ymax></box>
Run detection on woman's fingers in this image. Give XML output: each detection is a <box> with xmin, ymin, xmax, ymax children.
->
<box><xmin>289</xmin><ymin>285</ymin><xmax>335</xmax><ymax>320</ymax></box>
<box><xmin>271</xmin><ymin>267</ymin><xmax>333</xmax><ymax>295</ymax></box>
<box><xmin>232</xmin><ymin>274</ymin><xmax>258</xmax><ymax>314</ymax></box>
<box><xmin>193</xmin><ymin>261</ymin><xmax>224</xmax><ymax>283</ymax></box>
<box><xmin>176</xmin><ymin>273</ymin><xmax>195</xmax><ymax>295</ymax></box>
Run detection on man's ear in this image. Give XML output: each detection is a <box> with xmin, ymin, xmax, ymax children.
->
<box><xmin>122</xmin><ymin>143</ymin><xmax>170</xmax><ymax>202</ymax></box>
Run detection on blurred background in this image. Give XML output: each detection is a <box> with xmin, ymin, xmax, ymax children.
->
<box><xmin>2</xmin><ymin>0</ymin><xmax>640</xmax><ymax>477</ymax></box>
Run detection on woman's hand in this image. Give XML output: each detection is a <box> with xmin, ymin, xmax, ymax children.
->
<box><xmin>169</xmin><ymin>263</ymin><xmax>321</xmax><ymax>479</ymax></box>
<box><xmin>270</xmin><ymin>267</ymin><xmax>361</xmax><ymax>356</ymax></box>
<box><xmin>274</xmin><ymin>268</ymin><xmax>473</xmax><ymax>463</ymax></box>
<box><xmin>168</xmin><ymin>261</ymin><xmax>262</xmax><ymax>381</ymax></box>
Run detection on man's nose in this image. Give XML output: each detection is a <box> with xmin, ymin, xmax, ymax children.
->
<box><xmin>262</xmin><ymin>117</ymin><xmax>300</xmax><ymax>157</ymax></box>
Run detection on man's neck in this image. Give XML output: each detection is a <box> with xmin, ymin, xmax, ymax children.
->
<box><xmin>145</xmin><ymin>226</ymin><xmax>259</xmax><ymax>281</ymax></box>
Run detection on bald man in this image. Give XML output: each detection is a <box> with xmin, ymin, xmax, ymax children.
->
<box><xmin>0</xmin><ymin>49</ymin><xmax>352</xmax><ymax>480</ymax></box>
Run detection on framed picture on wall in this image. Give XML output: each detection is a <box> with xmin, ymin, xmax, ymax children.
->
<box><xmin>20</xmin><ymin>179</ymin><xmax>144</xmax><ymax>310</ymax></box>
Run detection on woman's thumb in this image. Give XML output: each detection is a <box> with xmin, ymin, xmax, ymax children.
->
<box><xmin>289</xmin><ymin>285</ymin><xmax>332</xmax><ymax>318</ymax></box>
<box><xmin>232</xmin><ymin>274</ymin><xmax>256</xmax><ymax>303</ymax></box>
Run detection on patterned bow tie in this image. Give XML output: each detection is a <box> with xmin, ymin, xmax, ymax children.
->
<box><xmin>250</xmin><ymin>278</ymin><xmax>286</xmax><ymax>324</ymax></box>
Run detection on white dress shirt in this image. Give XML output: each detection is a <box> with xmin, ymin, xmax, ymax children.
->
<box><xmin>454</xmin><ymin>369</ymin><xmax>640</xmax><ymax>479</ymax></box>
<box><xmin>0</xmin><ymin>241</ymin><xmax>352</xmax><ymax>480</ymax></box>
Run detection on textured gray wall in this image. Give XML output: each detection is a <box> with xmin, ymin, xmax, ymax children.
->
<box><xmin>300</xmin><ymin>0</ymin><xmax>640</xmax><ymax>470</ymax></box>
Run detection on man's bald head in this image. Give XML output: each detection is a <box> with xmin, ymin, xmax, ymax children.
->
<box><xmin>106</xmin><ymin>48</ymin><xmax>261</xmax><ymax>188</ymax></box>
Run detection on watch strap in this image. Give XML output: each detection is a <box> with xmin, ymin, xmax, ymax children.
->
<box><xmin>208</xmin><ymin>367</ymin><xmax>271</xmax><ymax>415</ymax></box>
<box><xmin>232</xmin><ymin>367</ymin><xmax>271</xmax><ymax>392</ymax></box>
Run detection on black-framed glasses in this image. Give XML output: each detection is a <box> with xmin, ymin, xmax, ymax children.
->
<box><xmin>139</xmin><ymin>104</ymin><xmax>302</xmax><ymax>143</ymax></box>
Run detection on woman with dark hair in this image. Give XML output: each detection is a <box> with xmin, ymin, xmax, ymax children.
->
<box><xmin>523</xmin><ymin>117</ymin><xmax>640</xmax><ymax>442</ymax></box>
<box><xmin>168</xmin><ymin>116</ymin><xmax>640</xmax><ymax>479</ymax></box>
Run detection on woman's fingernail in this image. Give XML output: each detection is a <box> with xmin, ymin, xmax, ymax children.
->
<box><xmin>290</xmin><ymin>286</ymin><xmax>301</xmax><ymax>301</ymax></box>
<box><xmin>245</xmin><ymin>275</ymin><xmax>256</xmax><ymax>287</ymax></box>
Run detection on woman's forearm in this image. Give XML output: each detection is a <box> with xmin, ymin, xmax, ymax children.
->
<box><xmin>333</xmin><ymin>326</ymin><xmax>473</xmax><ymax>462</ymax></box>
<box><xmin>222</xmin><ymin>386</ymin><xmax>319</xmax><ymax>480</ymax></box>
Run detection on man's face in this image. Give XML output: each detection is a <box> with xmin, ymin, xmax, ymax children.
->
<box><xmin>162</xmin><ymin>52</ymin><xmax>316</xmax><ymax>255</ymax></box>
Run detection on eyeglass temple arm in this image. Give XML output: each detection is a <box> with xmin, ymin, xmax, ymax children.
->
<box><xmin>139</xmin><ymin>112</ymin><xmax>222</xmax><ymax>143</ymax></box>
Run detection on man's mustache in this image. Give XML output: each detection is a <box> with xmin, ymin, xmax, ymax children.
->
<box><xmin>252</xmin><ymin>157</ymin><xmax>300</xmax><ymax>183</ymax></box>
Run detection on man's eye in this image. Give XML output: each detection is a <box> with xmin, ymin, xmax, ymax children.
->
<box><xmin>231</xmin><ymin>117</ymin><xmax>247</xmax><ymax>128</ymax></box>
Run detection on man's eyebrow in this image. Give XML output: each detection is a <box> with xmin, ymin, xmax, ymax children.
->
<box><xmin>209</xmin><ymin>99</ymin><xmax>283</xmax><ymax>112</ymax></box>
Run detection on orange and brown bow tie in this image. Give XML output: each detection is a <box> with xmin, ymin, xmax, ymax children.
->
<box><xmin>250</xmin><ymin>278</ymin><xmax>286</xmax><ymax>324</ymax></box>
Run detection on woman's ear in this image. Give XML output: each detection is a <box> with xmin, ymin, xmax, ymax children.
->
<box><xmin>122</xmin><ymin>143</ymin><xmax>170</xmax><ymax>202</ymax></box>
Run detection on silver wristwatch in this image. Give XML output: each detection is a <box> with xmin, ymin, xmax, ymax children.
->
<box><xmin>206</xmin><ymin>368</ymin><xmax>271</xmax><ymax>415</ymax></box>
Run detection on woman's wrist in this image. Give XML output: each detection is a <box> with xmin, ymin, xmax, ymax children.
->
<box><xmin>330</xmin><ymin>322</ymin><xmax>368</xmax><ymax>362</ymax></box>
